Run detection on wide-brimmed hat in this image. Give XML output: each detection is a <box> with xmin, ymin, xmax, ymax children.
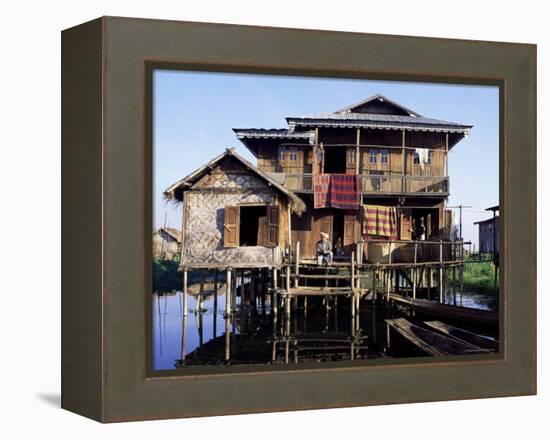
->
<box><xmin>320</xmin><ymin>232</ymin><xmax>329</xmax><ymax>239</ymax></box>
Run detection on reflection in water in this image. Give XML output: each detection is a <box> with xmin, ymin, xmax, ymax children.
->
<box><xmin>152</xmin><ymin>277</ymin><xmax>499</xmax><ymax>370</ymax></box>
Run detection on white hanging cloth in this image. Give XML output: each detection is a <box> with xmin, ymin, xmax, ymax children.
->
<box><xmin>415</xmin><ymin>148</ymin><xmax>430</xmax><ymax>170</ymax></box>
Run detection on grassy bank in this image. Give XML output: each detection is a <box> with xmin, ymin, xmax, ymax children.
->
<box><xmin>446</xmin><ymin>258</ymin><xmax>499</xmax><ymax>296</ymax></box>
<box><xmin>153</xmin><ymin>257</ymin><xmax>181</xmax><ymax>293</ymax></box>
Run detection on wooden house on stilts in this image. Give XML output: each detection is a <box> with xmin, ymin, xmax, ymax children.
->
<box><xmin>166</xmin><ymin>94</ymin><xmax>473</xmax><ymax>323</ymax></box>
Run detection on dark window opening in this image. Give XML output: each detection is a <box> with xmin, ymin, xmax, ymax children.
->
<box><xmin>323</xmin><ymin>147</ymin><xmax>347</xmax><ymax>173</ymax></box>
<box><xmin>239</xmin><ymin>205</ymin><xmax>267</xmax><ymax>246</ymax></box>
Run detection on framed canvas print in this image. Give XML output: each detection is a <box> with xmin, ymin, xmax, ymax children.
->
<box><xmin>62</xmin><ymin>16</ymin><xmax>536</xmax><ymax>422</ymax></box>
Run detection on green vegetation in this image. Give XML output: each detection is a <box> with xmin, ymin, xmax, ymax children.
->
<box><xmin>447</xmin><ymin>257</ymin><xmax>499</xmax><ymax>296</ymax></box>
<box><xmin>153</xmin><ymin>256</ymin><xmax>181</xmax><ymax>293</ymax></box>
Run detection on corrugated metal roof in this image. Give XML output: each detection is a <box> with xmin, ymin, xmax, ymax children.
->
<box><xmin>336</xmin><ymin>93</ymin><xmax>421</xmax><ymax>116</ymax></box>
<box><xmin>286</xmin><ymin>113</ymin><xmax>472</xmax><ymax>133</ymax></box>
<box><xmin>233</xmin><ymin>128</ymin><xmax>315</xmax><ymax>141</ymax></box>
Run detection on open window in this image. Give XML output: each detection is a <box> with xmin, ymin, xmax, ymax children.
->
<box><xmin>223</xmin><ymin>205</ymin><xmax>279</xmax><ymax>248</ymax></box>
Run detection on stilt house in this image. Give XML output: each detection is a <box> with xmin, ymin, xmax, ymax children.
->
<box><xmin>166</xmin><ymin>94</ymin><xmax>472</xmax><ymax>268</ymax></box>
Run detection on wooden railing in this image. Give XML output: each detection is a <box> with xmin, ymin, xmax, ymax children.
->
<box><xmin>267</xmin><ymin>173</ymin><xmax>449</xmax><ymax>195</ymax></box>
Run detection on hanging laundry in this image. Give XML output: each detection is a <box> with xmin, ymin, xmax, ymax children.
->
<box><xmin>329</xmin><ymin>174</ymin><xmax>360</xmax><ymax>209</ymax></box>
<box><xmin>313</xmin><ymin>174</ymin><xmax>331</xmax><ymax>209</ymax></box>
<box><xmin>415</xmin><ymin>148</ymin><xmax>430</xmax><ymax>170</ymax></box>
<box><xmin>363</xmin><ymin>205</ymin><xmax>398</xmax><ymax>239</ymax></box>
<box><xmin>313</xmin><ymin>174</ymin><xmax>360</xmax><ymax>209</ymax></box>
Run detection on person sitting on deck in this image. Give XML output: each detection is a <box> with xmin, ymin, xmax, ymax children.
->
<box><xmin>316</xmin><ymin>232</ymin><xmax>333</xmax><ymax>265</ymax></box>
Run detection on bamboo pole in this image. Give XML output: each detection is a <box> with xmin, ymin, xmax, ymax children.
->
<box><xmin>180</xmin><ymin>315</ymin><xmax>187</xmax><ymax>363</ymax></box>
<box><xmin>402</xmin><ymin>130</ymin><xmax>406</xmax><ymax>192</ymax></box>
<box><xmin>413</xmin><ymin>242</ymin><xmax>418</xmax><ymax>299</ymax></box>
<box><xmin>387</xmin><ymin>243</ymin><xmax>392</xmax><ymax>302</ymax></box>
<box><xmin>351</xmin><ymin>251</ymin><xmax>356</xmax><ymax>290</ymax></box>
<box><xmin>272</xmin><ymin>267</ymin><xmax>278</xmax><ymax>317</ymax></box>
<box><xmin>224</xmin><ymin>312</ymin><xmax>231</xmax><ymax>362</ymax></box>
<box><xmin>439</xmin><ymin>240</ymin><xmax>444</xmax><ymax>303</ymax></box>
<box><xmin>356</xmin><ymin>128</ymin><xmax>361</xmax><ymax>174</ymax></box>
<box><xmin>286</xmin><ymin>264</ymin><xmax>291</xmax><ymax>291</ymax></box>
<box><xmin>372</xmin><ymin>269</ymin><xmax>376</xmax><ymax>304</ymax></box>
<box><xmin>225</xmin><ymin>268</ymin><xmax>232</xmax><ymax>316</ymax></box>
<box><xmin>295</xmin><ymin>241</ymin><xmax>300</xmax><ymax>288</ymax></box>
<box><xmin>182</xmin><ymin>268</ymin><xmax>189</xmax><ymax>317</ymax></box>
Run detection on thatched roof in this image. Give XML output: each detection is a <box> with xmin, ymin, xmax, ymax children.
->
<box><xmin>155</xmin><ymin>227</ymin><xmax>182</xmax><ymax>243</ymax></box>
<box><xmin>164</xmin><ymin>148</ymin><xmax>306</xmax><ymax>214</ymax></box>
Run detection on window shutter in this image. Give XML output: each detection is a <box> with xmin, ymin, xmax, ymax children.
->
<box><xmin>265</xmin><ymin>206</ymin><xmax>279</xmax><ymax>247</ymax></box>
<box><xmin>223</xmin><ymin>206</ymin><xmax>239</xmax><ymax>248</ymax></box>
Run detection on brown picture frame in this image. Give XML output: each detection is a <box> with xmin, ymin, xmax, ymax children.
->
<box><xmin>61</xmin><ymin>16</ymin><xmax>536</xmax><ymax>422</ymax></box>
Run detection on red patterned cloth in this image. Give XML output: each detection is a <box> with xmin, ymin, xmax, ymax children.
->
<box><xmin>363</xmin><ymin>205</ymin><xmax>398</xmax><ymax>239</ymax></box>
<box><xmin>329</xmin><ymin>174</ymin><xmax>360</xmax><ymax>209</ymax></box>
<box><xmin>313</xmin><ymin>174</ymin><xmax>360</xmax><ymax>209</ymax></box>
<box><xmin>313</xmin><ymin>174</ymin><xmax>331</xmax><ymax>209</ymax></box>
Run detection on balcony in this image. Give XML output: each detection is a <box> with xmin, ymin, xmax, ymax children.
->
<box><xmin>267</xmin><ymin>173</ymin><xmax>449</xmax><ymax>196</ymax></box>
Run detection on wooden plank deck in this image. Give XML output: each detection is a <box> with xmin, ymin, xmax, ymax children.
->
<box><xmin>389</xmin><ymin>293</ymin><xmax>498</xmax><ymax>325</ymax></box>
<box><xmin>281</xmin><ymin>286</ymin><xmax>354</xmax><ymax>297</ymax></box>
<box><xmin>424</xmin><ymin>321</ymin><xmax>499</xmax><ymax>351</ymax></box>
<box><xmin>385</xmin><ymin>318</ymin><xmax>490</xmax><ymax>356</ymax></box>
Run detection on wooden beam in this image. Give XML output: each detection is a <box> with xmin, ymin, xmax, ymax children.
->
<box><xmin>356</xmin><ymin>128</ymin><xmax>361</xmax><ymax>174</ymax></box>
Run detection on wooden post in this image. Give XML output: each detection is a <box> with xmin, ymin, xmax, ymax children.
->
<box><xmin>180</xmin><ymin>315</ymin><xmax>187</xmax><ymax>363</ymax></box>
<box><xmin>426</xmin><ymin>267</ymin><xmax>432</xmax><ymax>300</ymax></box>
<box><xmin>213</xmin><ymin>269</ymin><xmax>218</xmax><ymax>312</ymax></box>
<box><xmin>372</xmin><ymin>269</ymin><xmax>376</xmax><ymax>304</ymax></box>
<box><xmin>272</xmin><ymin>267</ymin><xmax>278</xmax><ymax>316</ymax></box>
<box><xmin>239</xmin><ymin>269</ymin><xmax>245</xmax><ymax>311</ymax></box>
<box><xmin>295</xmin><ymin>241</ymin><xmax>300</xmax><ymax>288</ymax></box>
<box><xmin>401</xmin><ymin>130</ymin><xmax>406</xmax><ymax>192</ymax></box>
<box><xmin>439</xmin><ymin>240</ymin><xmax>444</xmax><ymax>303</ymax></box>
<box><xmin>250</xmin><ymin>269</ymin><xmax>256</xmax><ymax>310</ymax></box>
<box><xmin>287</xmin><ymin>209</ymin><xmax>292</xmax><ymax>254</ymax></box>
<box><xmin>413</xmin><ymin>242</ymin><xmax>418</xmax><ymax>299</ymax></box>
<box><xmin>286</xmin><ymin>264</ymin><xmax>291</xmax><ymax>291</ymax></box>
<box><xmin>182</xmin><ymin>268</ymin><xmax>188</xmax><ymax>317</ymax></box>
<box><xmin>225</xmin><ymin>268</ymin><xmax>232</xmax><ymax>316</ymax></box>
<box><xmin>232</xmin><ymin>269</ymin><xmax>238</xmax><ymax>312</ymax></box>
<box><xmin>387</xmin><ymin>242</ymin><xmax>392</xmax><ymax>302</ymax></box>
<box><xmin>224</xmin><ymin>311</ymin><xmax>231</xmax><ymax>362</ymax></box>
<box><xmin>356</xmin><ymin>128</ymin><xmax>361</xmax><ymax>174</ymax></box>
<box><xmin>351</xmin><ymin>251</ymin><xmax>356</xmax><ymax>291</ymax></box>
<box><xmin>445</xmin><ymin>133</ymin><xmax>449</xmax><ymax>177</ymax></box>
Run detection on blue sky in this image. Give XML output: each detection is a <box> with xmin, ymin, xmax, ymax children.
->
<box><xmin>153</xmin><ymin>70</ymin><xmax>499</xmax><ymax>248</ymax></box>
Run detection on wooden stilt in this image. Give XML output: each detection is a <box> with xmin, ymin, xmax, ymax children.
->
<box><xmin>180</xmin><ymin>315</ymin><xmax>187</xmax><ymax>362</ymax></box>
<box><xmin>295</xmin><ymin>241</ymin><xmax>300</xmax><ymax>288</ymax></box>
<box><xmin>225</xmin><ymin>268</ymin><xmax>232</xmax><ymax>317</ymax></box>
<box><xmin>182</xmin><ymin>268</ymin><xmax>189</xmax><ymax>317</ymax></box>
<box><xmin>224</xmin><ymin>312</ymin><xmax>231</xmax><ymax>362</ymax></box>
<box><xmin>252</xmin><ymin>269</ymin><xmax>257</xmax><ymax>310</ymax></box>
<box><xmin>439</xmin><ymin>240</ymin><xmax>444</xmax><ymax>303</ymax></box>
<box><xmin>413</xmin><ymin>242</ymin><xmax>418</xmax><ymax>299</ymax></box>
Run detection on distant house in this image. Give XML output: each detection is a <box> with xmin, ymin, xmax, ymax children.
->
<box><xmin>153</xmin><ymin>227</ymin><xmax>182</xmax><ymax>259</ymax></box>
<box><xmin>474</xmin><ymin>206</ymin><xmax>499</xmax><ymax>256</ymax></box>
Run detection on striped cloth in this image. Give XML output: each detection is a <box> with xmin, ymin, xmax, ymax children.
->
<box><xmin>313</xmin><ymin>174</ymin><xmax>360</xmax><ymax>209</ymax></box>
<box><xmin>313</xmin><ymin>174</ymin><xmax>331</xmax><ymax>209</ymax></box>
<box><xmin>330</xmin><ymin>174</ymin><xmax>360</xmax><ymax>209</ymax></box>
<box><xmin>363</xmin><ymin>205</ymin><xmax>398</xmax><ymax>239</ymax></box>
